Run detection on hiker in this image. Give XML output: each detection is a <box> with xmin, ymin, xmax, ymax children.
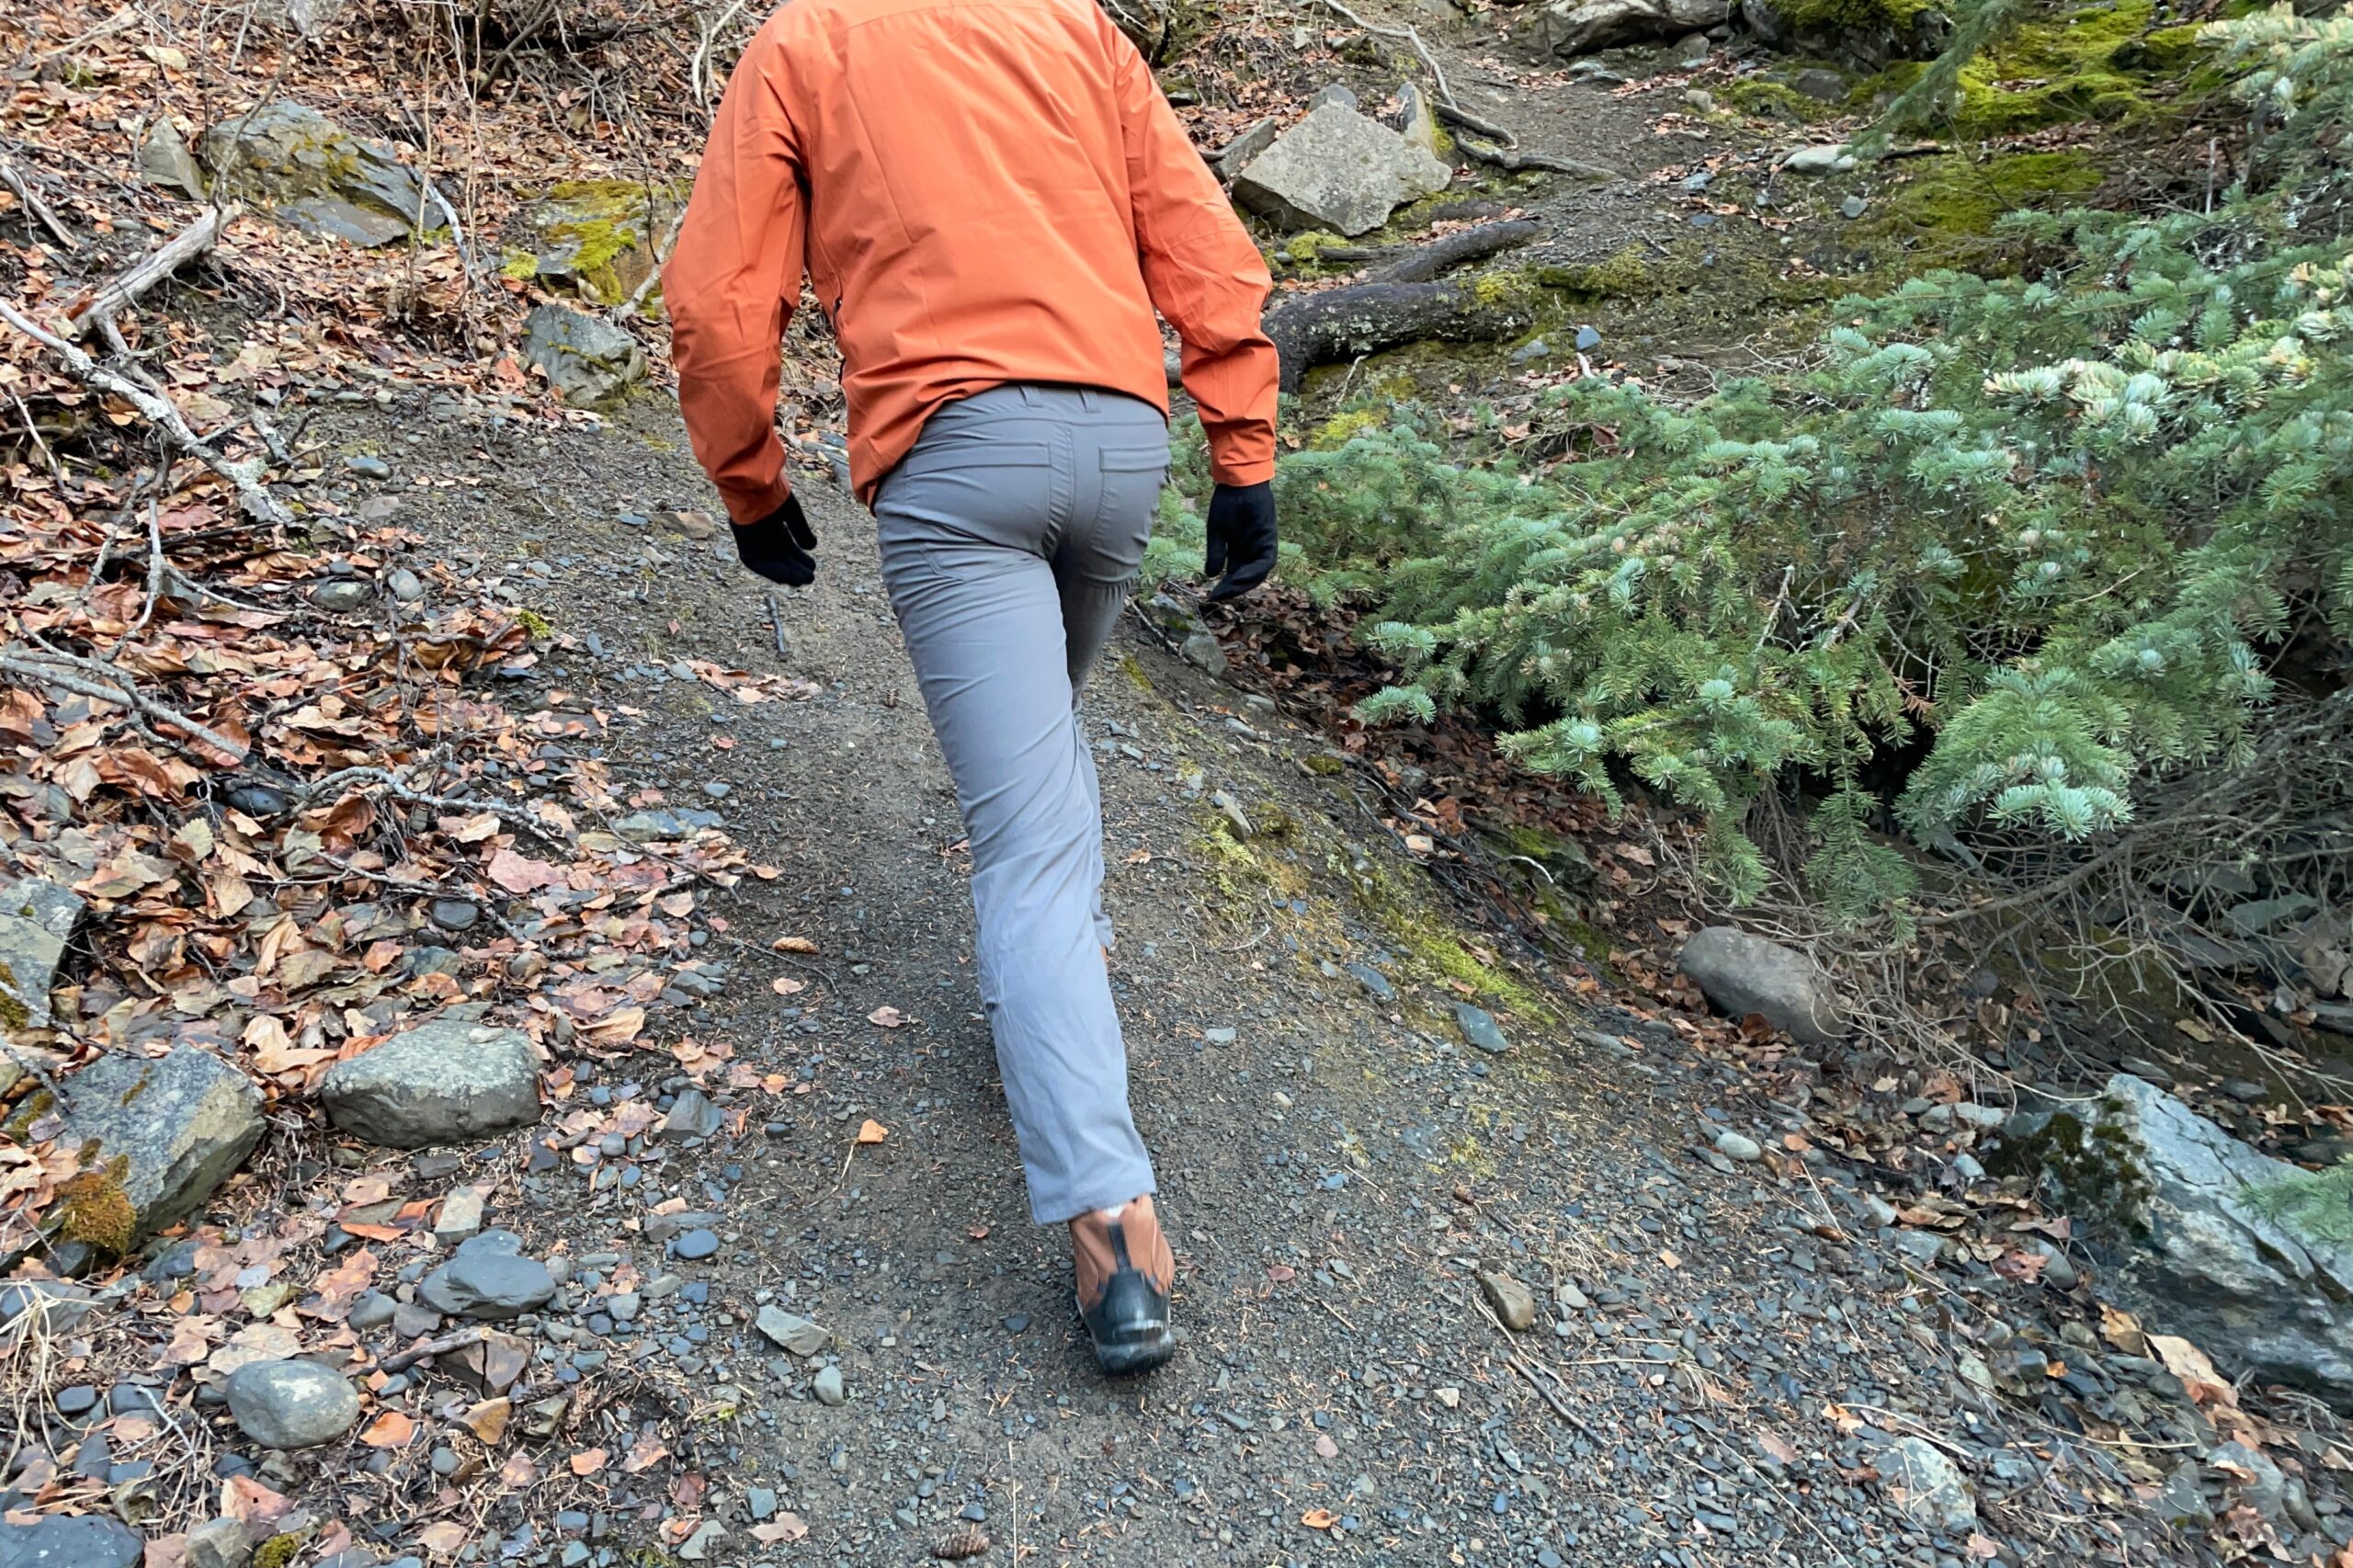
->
<box><xmin>664</xmin><ymin>0</ymin><xmax>1279</xmax><ymax>1374</ymax></box>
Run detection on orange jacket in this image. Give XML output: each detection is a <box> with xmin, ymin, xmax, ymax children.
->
<box><xmin>665</xmin><ymin>0</ymin><xmax>1280</xmax><ymax>519</ymax></box>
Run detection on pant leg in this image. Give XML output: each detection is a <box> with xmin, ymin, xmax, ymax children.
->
<box><xmin>1048</xmin><ymin>388</ymin><xmax>1171</xmax><ymax>953</ymax></box>
<box><xmin>875</xmin><ymin>390</ymin><xmax>1155</xmax><ymax>1226</ymax></box>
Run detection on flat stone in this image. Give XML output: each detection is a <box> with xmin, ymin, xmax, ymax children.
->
<box><xmin>756</xmin><ymin>1305</ymin><xmax>831</xmax><ymax>1357</ymax></box>
<box><xmin>1230</xmin><ymin>102</ymin><xmax>1451</xmax><ymax>237</ymax></box>
<box><xmin>348</xmin><ymin>1290</ymin><xmax>398</xmax><ymax>1333</ymax></box>
<box><xmin>1346</xmin><ymin>963</ymin><xmax>1394</xmax><ymax>1003</ymax></box>
<box><xmin>661</xmin><ymin>1089</ymin><xmax>724</xmax><ymax>1141</ymax></box>
<box><xmin>137</xmin><ymin>117</ymin><xmax>207</xmax><ymax>199</ymax></box>
<box><xmin>0</xmin><ymin>878</ymin><xmax>80</xmax><ymax>1028</ymax></box>
<box><xmin>434</xmin><ymin>1188</ymin><xmax>485</xmax><ymax>1245</ymax></box>
<box><xmin>1454</xmin><ymin>1003</ymin><xmax>1510</xmax><ymax>1054</ymax></box>
<box><xmin>1530</xmin><ymin>0</ymin><xmax>1729</xmax><ymax>58</ymax></box>
<box><xmin>1781</xmin><ymin>143</ymin><xmax>1855</xmax><ymax>176</ymax></box>
<box><xmin>0</xmin><ymin>1516</ymin><xmax>145</xmax><ymax>1568</ymax></box>
<box><xmin>1678</xmin><ymin>926</ymin><xmax>1847</xmax><ymax>1044</ymax></box>
<box><xmin>225</xmin><ymin>1358</ymin><xmax>361</xmax><ymax>1449</ymax></box>
<box><xmin>1713</xmin><ymin>1130</ymin><xmax>1764</xmax><ymax>1163</ymax></box>
<box><xmin>673</xmin><ymin>1228</ymin><xmax>721</xmax><ymax>1260</ymax></box>
<box><xmin>417</xmin><ymin>1230</ymin><xmax>556</xmax><ymax>1320</ymax></box>
<box><xmin>182</xmin><ymin>1517</ymin><xmax>251</xmax><ymax>1568</ymax></box>
<box><xmin>1790</xmin><ymin>66</ymin><xmax>1847</xmax><ymax>101</ymax></box>
<box><xmin>812</xmin><ymin>1365</ymin><xmax>846</xmax><ymax>1405</ymax></box>
<box><xmin>1479</xmin><ymin>1269</ymin><xmax>1537</xmax><ymax>1332</ymax></box>
<box><xmin>1878</xmin><ymin>1436</ymin><xmax>1975</xmax><ymax>1533</ymax></box>
<box><xmin>57</xmin><ymin>1047</ymin><xmax>265</xmax><ymax>1237</ymax></box>
<box><xmin>522</xmin><ymin>303</ymin><xmax>646</xmax><ymax>406</ymax></box>
<box><xmin>320</xmin><ymin>1019</ymin><xmax>540</xmax><ymax>1149</ymax></box>
<box><xmin>387</xmin><ymin>567</ymin><xmax>426</xmax><ymax>603</ymax></box>
<box><xmin>427</xmin><ymin>897</ymin><xmax>478</xmax><ymax>933</ymax></box>
<box><xmin>200</xmin><ymin>102</ymin><xmax>431</xmax><ymax>247</ymax></box>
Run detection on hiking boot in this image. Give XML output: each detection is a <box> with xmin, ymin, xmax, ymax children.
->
<box><xmin>1070</xmin><ymin>1196</ymin><xmax>1174</xmax><ymax>1376</ymax></box>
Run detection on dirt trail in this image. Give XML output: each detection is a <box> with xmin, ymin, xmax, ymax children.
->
<box><xmin>304</xmin><ymin>325</ymin><xmax>2192</xmax><ymax>1566</ymax></box>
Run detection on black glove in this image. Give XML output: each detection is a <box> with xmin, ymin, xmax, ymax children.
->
<box><xmin>1203</xmin><ymin>481</ymin><xmax>1277</xmax><ymax>601</ymax></box>
<box><xmin>733</xmin><ymin>492</ymin><xmax>817</xmax><ymax>586</ymax></box>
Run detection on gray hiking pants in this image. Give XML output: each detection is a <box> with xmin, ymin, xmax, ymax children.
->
<box><xmin>875</xmin><ymin>383</ymin><xmax>1168</xmax><ymax>1226</ymax></box>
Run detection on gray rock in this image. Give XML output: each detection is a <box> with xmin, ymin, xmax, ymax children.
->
<box><xmin>183</xmin><ymin>1517</ymin><xmax>253</xmax><ymax>1568</ymax></box>
<box><xmin>433</xmin><ymin>1187</ymin><xmax>484</xmax><ymax>1244</ymax></box>
<box><xmin>1308</xmin><ymin>84</ymin><xmax>1358</xmax><ymax>111</ymax></box>
<box><xmin>417</xmin><ymin>1230</ymin><xmax>556</xmax><ymax>1319</ymax></box>
<box><xmin>0</xmin><ymin>1280</ymin><xmax>93</xmax><ymax>1343</ymax></box>
<box><xmin>614</xmin><ymin>808</ymin><xmax>722</xmax><ymax>841</ymax></box>
<box><xmin>225</xmin><ymin>1358</ymin><xmax>361</xmax><ymax>1449</ymax></box>
<box><xmin>513</xmin><ymin>183</ymin><xmax>674</xmax><ymax>305</ymax></box>
<box><xmin>1213</xmin><ymin>117</ymin><xmax>1281</xmax><ymax>180</ymax></box>
<box><xmin>199</xmin><ymin>102</ymin><xmax>434</xmax><ymax>247</ymax></box>
<box><xmin>311</xmin><ymin>579</ymin><xmax>374</xmax><ymax>612</ymax></box>
<box><xmin>1180</xmin><ymin>629</ymin><xmax>1228</xmax><ymax>676</ymax></box>
<box><xmin>0</xmin><ymin>1516</ymin><xmax>144</xmax><ymax>1568</ymax></box>
<box><xmin>1741</xmin><ymin>0</ymin><xmax>1949</xmax><ymax>68</ymax></box>
<box><xmin>661</xmin><ymin>1089</ymin><xmax>724</xmax><ymax>1141</ymax></box>
<box><xmin>2226</xmin><ymin>893</ymin><xmax>2321</xmax><ymax>937</ymax></box>
<box><xmin>1574</xmin><ymin>324</ymin><xmax>1602</xmax><ymax>351</ymax></box>
<box><xmin>1454</xmin><ymin>1003</ymin><xmax>1511</xmax><ymax>1054</ymax></box>
<box><xmin>1677</xmin><ymin>926</ymin><xmax>1846</xmax><ymax>1044</ymax></box>
<box><xmin>1670</xmin><ymin>30</ymin><xmax>1710</xmax><ymax>63</ymax></box>
<box><xmin>2209</xmin><ymin>1438</ymin><xmax>2285</xmax><ymax>1519</ymax></box>
<box><xmin>343</xmin><ymin>455</ymin><xmax>390</xmax><ymax>480</ymax></box>
<box><xmin>1839</xmin><ymin>194</ymin><xmax>1868</xmax><ymax>219</ymax></box>
<box><xmin>427</xmin><ymin>897</ymin><xmax>477</xmax><ymax>932</ymax></box>
<box><xmin>1790</xmin><ymin>66</ymin><xmax>1848</xmax><ymax>101</ymax></box>
<box><xmin>1780</xmin><ymin>143</ymin><xmax>1855</xmax><ymax>176</ymax></box>
<box><xmin>2157</xmin><ymin>1459</ymin><xmax>2213</xmax><ymax>1528</ymax></box>
<box><xmin>57</xmin><ymin>1048</ymin><xmax>265</xmax><ymax>1236</ymax></box>
<box><xmin>1479</xmin><ymin>1269</ymin><xmax>1537</xmax><ymax>1331</ymax></box>
<box><xmin>1346</xmin><ymin>962</ymin><xmax>1395</xmax><ymax>1003</ymax></box>
<box><xmin>1530</xmin><ymin>0</ymin><xmax>1728</xmax><ymax>58</ymax></box>
<box><xmin>1230</xmin><ymin>103</ymin><xmax>1451</xmax><ymax>237</ymax></box>
<box><xmin>1876</xmin><ymin>1437</ymin><xmax>1974</xmax><ymax>1533</ymax></box>
<box><xmin>347</xmin><ymin>1290</ymin><xmax>398</xmax><ymax>1333</ymax></box>
<box><xmin>1394</xmin><ymin>82</ymin><xmax>1441</xmax><ymax>160</ymax></box>
<box><xmin>756</xmin><ymin>1304</ymin><xmax>832</xmax><ymax>1357</ymax></box>
<box><xmin>1713</xmin><ymin>1130</ymin><xmax>1763</xmax><ymax>1163</ymax></box>
<box><xmin>522</xmin><ymin>303</ymin><xmax>646</xmax><ymax>406</ymax></box>
<box><xmin>320</xmin><ymin>1019</ymin><xmax>540</xmax><ymax>1149</ymax></box>
<box><xmin>2000</xmin><ymin>1074</ymin><xmax>2353</xmax><ymax>1407</ymax></box>
<box><xmin>138</xmin><ymin>117</ymin><xmax>207</xmax><ymax>199</ymax></box>
<box><xmin>812</xmin><ymin>1365</ymin><xmax>846</xmax><ymax>1405</ymax></box>
<box><xmin>0</xmin><ymin>878</ymin><xmax>80</xmax><ymax>1028</ymax></box>
<box><xmin>387</xmin><ymin>567</ymin><xmax>426</xmax><ymax>604</ymax></box>
<box><xmin>674</xmin><ymin>1228</ymin><xmax>721</xmax><ymax>1259</ymax></box>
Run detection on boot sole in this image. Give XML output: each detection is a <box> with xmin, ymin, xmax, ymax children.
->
<box><xmin>1090</xmin><ymin>1328</ymin><xmax>1174</xmax><ymax>1377</ymax></box>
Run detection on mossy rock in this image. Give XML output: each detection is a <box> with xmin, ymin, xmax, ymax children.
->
<box><xmin>1749</xmin><ymin>0</ymin><xmax>1950</xmax><ymax>71</ymax></box>
<box><xmin>1723</xmin><ymin>79</ymin><xmax>1843</xmax><ymax>124</ymax></box>
<box><xmin>512</xmin><ymin>179</ymin><xmax>685</xmax><ymax>305</ymax></box>
<box><xmin>1860</xmin><ymin>1</ymin><xmax>2196</xmax><ymax>137</ymax></box>
<box><xmin>1535</xmin><ymin>245</ymin><xmax>1659</xmax><ymax>300</ymax></box>
<box><xmin>1859</xmin><ymin>151</ymin><xmax>2102</xmax><ymax>269</ymax></box>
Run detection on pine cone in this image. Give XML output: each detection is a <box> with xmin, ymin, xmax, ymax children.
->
<box><xmin>932</xmin><ymin>1525</ymin><xmax>991</xmax><ymax>1560</ymax></box>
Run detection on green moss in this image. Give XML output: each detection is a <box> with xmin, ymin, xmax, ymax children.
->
<box><xmin>1724</xmin><ymin>79</ymin><xmax>1841</xmax><ymax>124</ymax></box>
<box><xmin>54</xmin><ymin>1166</ymin><xmax>135</xmax><ymax>1256</ymax></box>
<box><xmin>1311</xmin><ymin>409</ymin><xmax>1387</xmax><ymax>449</ymax></box>
<box><xmin>1863</xmin><ymin>151</ymin><xmax>2102</xmax><ymax>268</ymax></box>
<box><xmin>501</xmin><ymin>250</ymin><xmax>540</xmax><ymax>281</ymax></box>
<box><xmin>1780</xmin><ymin>0</ymin><xmax>1932</xmax><ymax>28</ymax></box>
<box><xmin>4</xmin><ymin>1089</ymin><xmax>52</xmax><ymax>1140</ymax></box>
<box><xmin>1301</xmin><ymin>753</ymin><xmax>1346</xmax><ymax>776</ymax></box>
<box><xmin>1961</xmin><ymin>2</ymin><xmax>2165</xmax><ymax>133</ymax></box>
<box><xmin>1984</xmin><ymin>1096</ymin><xmax>2154</xmax><ymax>1233</ymax></box>
<box><xmin>528</xmin><ymin>179</ymin><xmax>681</xmax><ymax>304</ymax></box>
<box><xmin>1283</xmin><ymin>230</ymin><xmax>1347</xmax><ymax>264</ymax></box>
<box><xmin>515</xmin><ymin>608</ymin><xmax>554</xmax><ymax>639</ymax></box>
<box><xmin>1535</xmin><ymin>245</ymin><xmax>1658</xmax><ymax>299</ymax></box>
<box><xmin>253</xmin><ymin>1534</ymin><xmax>306</xmax><ymax>1568</ymax></box>
<box><xmin>2115</xmin><ymin>22</ymin><xmax>2209</xmax><ymax>74</ymax></box>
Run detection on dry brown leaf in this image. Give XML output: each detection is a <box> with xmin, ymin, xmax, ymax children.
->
<box><xmin>868</xmin><ymin>1006</ymin><xmax>905</xmax><ymax>1028</ymax></box>
<box><xmin>460</xmin><ymin>1397</ymin><xmax>512</xmax><ymax>1444</ymax></box>
<box><xmin>359</xmin><ymin>1411</ymin><xmax>416</xmax><ymax>1448</ymax></box>
<box><xmin>855</xmin><ymin>1119</ymin><xmax>889</xmax><ymax>1145</ymax></box>
<box><xmin>570</xmin><ymin>1448</ymin><xmax>608</xmax><ymax>1476</ymax></box>
<box><xmin>1302</xmin><ymin>1508</ymin><xmax>1336</xmax><ymax>1529</ymax></box>
<box><xmin>770</xmin><ymin>976</ymin><xmax>807</xmax><ymax>995</ymax></box>
<box><xmin>750</xmin><ymin>1514</ymin><xmax>810</xmax><ymax>1544</ymax></box>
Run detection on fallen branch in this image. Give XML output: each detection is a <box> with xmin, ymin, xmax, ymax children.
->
<box><xmin>299</xmin><ymin>764</ymin><xmax>573</xmax><ymax>846</ymax></box>
<box><xmin>63</xmin><ymin>204</ymin><xmax>237</xmax><ymax>335</ymax></box>
<box><xmin>1264</xmin><ymin>276</ymin><xmax>1539</xmax><ymax>392</ymax></box>
<box><xmin>1314</xmin><ymin>219</ymin><xmax>1542</xmax><ymax>284</ymax></box>
<box><xmin>0</xmin><ymin>647</ymin><xmax>247</xmax><ymax>765</ymax></box>
<box><xmin>0</xmin><ymin>161</ymin><xmax>79</xmax><ymax>252</ymax></box>
<box><xmin>611</xmin><ymin>205</ymin><xmax>686</xmax><ymax>322</ymax></box>
<box><xmin>379</xmin><ymin>1326</ymin><xmax>491</xmax><ymax>1373</ymax></box>
<box><xmin>1457</xmin><ymin>139</ymin><xmax>1617</xmax><ymax>180</ymax></box>
<box><xmin>0</xmin><ymin>298</ymin><xmax>290</xmax><ymax>527</ymax></box>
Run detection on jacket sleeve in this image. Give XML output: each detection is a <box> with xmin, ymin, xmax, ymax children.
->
<box><xmin>1106</xmin><ymin>20</ymin><xmax>1279</xmax><ymax>489</ymax></box>
<box><xmin>664</xmin><ymin>35</ymin><xmax>806</xmax><ymax>526</ymax></box>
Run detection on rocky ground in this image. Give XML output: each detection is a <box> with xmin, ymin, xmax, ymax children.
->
<box><xmin>6</xmin><ymin>1</ymin><xmax>2352</xmax><ymax>1566</ymax></box>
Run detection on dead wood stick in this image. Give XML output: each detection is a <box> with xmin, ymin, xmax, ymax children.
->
<box><xmin>1264</xmin><ymin>276</ymin><xmax>1538</xmax><ymax>392</ymax></box>
<box><xmin>0</xmin><ymin>648</ymin><xmax>247</xmax><ymax>764</ymax></box>
<box><xmin>1456</xmin><ymin>139</ymin><xmax>1617</xmax><ymax>181</ymax></box>
<box><xmin>766</xmin><ymin>591</ymin><xmax>790</xmax><ymax>656</ymax></box>
<box><xmin>1431</xmin><ymin>99</ymin><xmax>1518</xmax><ymax>147</ymax></box>
<box><xmin>379</xmin><ymin>1326</ymin><xmax>491</xmax><ymax>1373</ymax></box>
<box><xmin>63</xmin><ymin>204</ymin><xmax>236</xmax><ymax>334</ymax></box>
<box><xmin>0</xmin><ymin>161</ymin><xmax>80</xmax><ymax>252</ymax></box>
<box><xmin>0</xmin><ymin>297</ymin><xmax>290</xmax><ymax>527</ymax></box>
<box><xmin>1339</xmin><ymin>219</ymin><xmax>1543</xmax><ymax>284</ymax></box>
<box><xmin>612</xmin><ymin>204</ymin><xmax>687</xmax><ymax>322</ymax></box>
<box><xmin>299</xmin><ymin>764</ymin><xmax>573</xmax><ymax>846</ymax></box>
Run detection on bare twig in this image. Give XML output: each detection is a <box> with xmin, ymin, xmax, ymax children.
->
<box><xmin>0</xmin><ymin>298</ymin><xmax>290</xmax><ymax>527</ymax></box>
<box><xmin>0</xmin><ymin>648</ymin><xmax>247</xmax><ymax>764</ymax></box>
<box><xmin>1455</xmin><ymin>139</ymin><xmax>1617</xmax><ymax>180</ymax></box>
<box><xmin>0</xmin><ymin>161</ymin><xmax>80</xmax><ymax>252</ymax></box>
<box><xmin>299</xmin><ymin>765</ymin><xmax>574</xmax><ymax>846</ymax></box>
<box><xmin>611</xmin><ymin>205</ymin><xmax>687</xmax><ymax>321</ymax></box>
<box><xmin>63</xmin><ymin>205</ymin><xmax>237</xmax><ymax>335</ymax></box>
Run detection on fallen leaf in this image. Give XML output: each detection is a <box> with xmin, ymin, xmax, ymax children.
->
<box><xmin>359</xmin><ymin>1411</ymin><xmax>416</xmax><ymax>1448</ymax></box>
<box><xmin>1758</xmin><ymin>1430</ymin><xmax>1799</xmax><ymax>1466</ymax></box>
<box><xmin>623</xmin><ymin>1430</ymin><xmax>669</xmax><ymax>1471</ymax></box>
<box><xmin>570</xmin><ymin>1448</ymin><xmax>608</xmax><ymax>1476</ymax></box>
<box><xmin>771</xmin><ymin>936</ymin><xmax>818</xmax><ymax>953</ymax></box>
<box><xmin>1302</xmin><ymin>1508</ymin><xmax>1336</xmax><ymax>1530</ymax></box>
<box><xmin>750</xmin><ymin>1514</ymin><xmax>809</xmax><ymax>1544</ymax></box>
<box><xmin>855</xmin><ymin>1119</ymin><xmax>889</xmax><ymax>1145</ymax></box>
<box><xmin>415</xmin><ymin>1523</ymin><xmax>467</xmax><ymax>1555</ymax></box>
<box><xmin>868</xmin><ymin>1006</ymin><xmax>905</xmax><ymax>1028</ymax></box>
<box><xmin>769</xmin><ymin>976</ymin><xmax>807</xmax><ymax>995</ymax></box>
<box><xmin>486</xmin><ymin>846</ymin><xmax>564</xmax><ymax>894</ymax></box>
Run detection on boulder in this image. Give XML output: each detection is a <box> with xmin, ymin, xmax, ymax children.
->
<box><xmin>1230</xmin><ymin>103</ymin><xmax>1451</xmax><ymax>237</ymax></box>
<box><xmin>1780</xmin><ymin>143</ymin><xmax>1856</xmax><ymax>175</ymax></box>
<box><xmin>224</xmin><ymin>1358</ymin><xmax>360</xmax><ymax>1449</ymax></box>
<box><xmin>1213</xmin><ymin>117</ymin><xmax>1281</xmax><ymax>181</ymax></box>
<box><xmin>1529</xmin><ymin>0</ymin><xmax>1728</xmax><ymax>58</ymax></box>
<box><xmin>137</xmin><ymin>118</ymin><xmax>208</xmax><ymax>199</ymax></box>
<box><xmin>417</xmin><ymin>1230</ymin><xmax>557</xmax><ymax>1319</ymax></box>
<box><xmin>522</xmin><ymin>304</ymin><xmax>647</xmax><ymax>406</ymax></box>
<box><xmin>1394</xmin><ymin>82</ymin><xmax>1443</xmax><ymax>160</ymax></box>
<box><xmin>507</xmin><ymin>180</ymin><xmax>679</xmax><ymax>303</ymax></box>
<box><xmin>199</xmin><ymin>102</ymin><xmax>433</xmax><ymax>247</ymax></box>
<box><xmin>0</xmin><ymin>1515</ymin><xmax>145</xmax><ymax>1568</ymax></box>
<box><xmin>1998</xmin><ymin>1074</ymin><xmax>2353</xmax><ymax>1407</ymax></box>
<box><xmin>1739</xmin><ymin>0</ymin><xmax>1949</xmax><ymax>69</ymax></box>
<box><xmin>1876</xmin><ymin>1436</ymin><xmax>1975</xmax><ymax>1533</ymax></box>
<box><xmin>320</xmin><ymin>1019</ymin><xmax>540</xmax><ymax>1149</ymax></box>
<box><xmin>57</xmin><ymin>1048</ymin><xmax>265</xmax><ymax>1238</ymax></box>
<box><xmin>1677</xmin><ymin>926</ymin><xmax>1846</xmax><ymax>1044</ymax></box>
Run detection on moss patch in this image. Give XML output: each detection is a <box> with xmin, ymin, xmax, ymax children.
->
<box><xmin>1862</xmin><ymin>1</ymin><xmax>2190</xmax><ymax>136</ymax></box>
<box><xmin>1725</xmin><ymin>79</ymin><xmax>1842</xmax><ymax>124</ymax></box>
<box><xmin>54</xmin><ymin>1165</ymin><xmax>136</xmax><ymax>1256</ymax></box>
<box><xmin>1536</xmin><ymin>246</ymin><xmax>1659</xmax><ymax>300</ymax></box>
<box><xmin>521</xmin><ymin>179</ymin><xmax>682</xmax><ymax>304</ymax></box>
<box><xmin>1861</xmin><ymin>151</ymin><xmax>2102</xmax><ymax>268</ymax></box>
